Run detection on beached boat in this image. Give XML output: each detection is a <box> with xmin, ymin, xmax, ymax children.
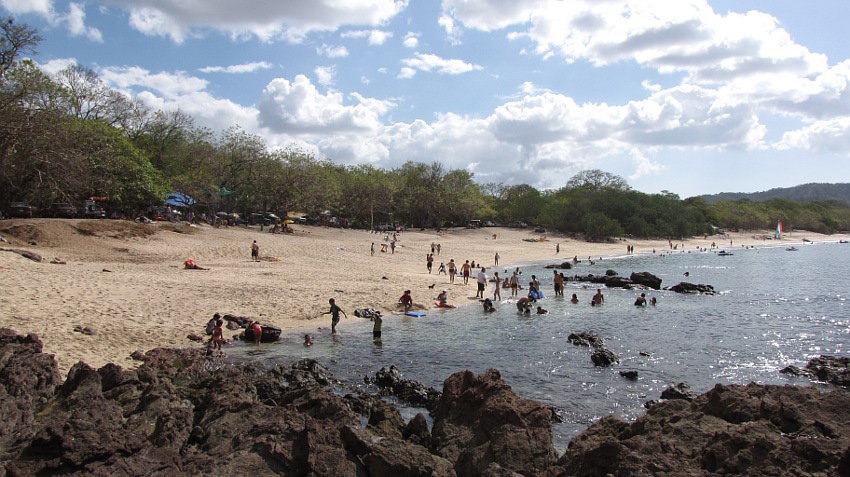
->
<box><xmin>241</xmin><ymin>324</ymin><xmax>282</xmax><ymax>343</ymax></box>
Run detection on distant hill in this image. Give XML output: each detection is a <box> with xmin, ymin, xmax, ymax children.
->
<box><xmin>697</xmin><ymin>183</ymin><xmax>850</xmax><ymax>205</ymax></box>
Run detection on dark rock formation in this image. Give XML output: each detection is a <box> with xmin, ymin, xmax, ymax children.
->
<box><xmin>544</xmin><ymin>262</ymin><xmax>573</xmax><ymax>270</ymax></box>
<box><xmin>660</xmin><ymin>382</ymin><xmax>697</xmax><ymax>401</ymax></box>
<box><xmin>430</xmin><ymin>369</ymin><xmax>558</xmax><ymax>476</ymax></box>
<box><xmin>782</xmin><ymin>355</ymin><xmax>850</xmax><ymax>387</ymax></box>
<box><xmin>568</xmin><ymin>332</ymin><xmax>604</xmax><ymax>348</ymax></box>
<box><xmin>565</xmin><ymin>270</ymin><xmax>661</xmax><ymax>290</ymax></box>
<box><xmin>629</xmin><ymin>271</ymin><xmax>662</xmax><ymax>290</ymax></box>
<box><xmin>666</xmin><ymin>281</ymin><xmax>716</xmax><ymax>294</ymax></box>
<box><xmin>554</xmin><ymin>383</ymin><xmax>850</xmax><ymax>477</ymax></box>
<box><xmin>619</xmin><ymin>370</ymin><xmax>639</xmax><ymax>380</ymax></box>
<box><xmin>591</xmin><ymin>347</ymin><xmax>620</xmax><ymax>367</ymax></box>
<box><xmin>805</xmin><ymin>355</ymin><xmax>850</xmax><ymax>387</ymax></box>
<box><xmin>5</xmin><ymin>328</ymin><xmax>850</xmax><ymax>477</ymax></box>
<box><xmin>369</xmin><ymin>365</ymin><xmax>442</xmax><ymax>410</ymax></box>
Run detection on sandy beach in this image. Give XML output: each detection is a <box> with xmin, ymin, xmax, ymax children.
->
<box><xmin>1</xmin><ymin>218</ymin><xmax>845</xmax><ymax>374</ymax></box>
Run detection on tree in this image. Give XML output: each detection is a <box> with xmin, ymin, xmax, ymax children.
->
<box><xmin>0</xmin><ymin>17</ymin><xmax>41</xmax><ymax>82</ymax></box>
<box><xmin>565</xmin><ymin>169</ymin><xmax>630</xmax><ymax>192</ymax></box>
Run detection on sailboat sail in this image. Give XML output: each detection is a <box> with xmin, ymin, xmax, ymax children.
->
<box><xmin>775</xmin><ymin>221</ymin><xmax>782</xmax><ymax>239</ymax></box>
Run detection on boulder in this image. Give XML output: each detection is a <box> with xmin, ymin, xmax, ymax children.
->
<box><xmin>630</xmin><ymin>271</ymin><xmax>662</xmax><ymax>290</ymax></box>
<box><xmin>660</xmin><ymin>382</ymin><xmax>697</xmax><ymax>401</ymax></box>
<box><xmin>370</xmin><ymin>365</ymin><xmax>441</xmax><ymax>410</ymax></box>
<box><xmin>568</xmin><ymin>332</ymin><xmax>604</xmax><ymax>348</ymax></box>
<box><xmin>666</xmin><ymin>281</ymin><xmax>716</xmax><ymax>294</ymax></box>
<box><xmin>804</xmin><ymin>355</ymin><xmax>850</xmax><ymax>387</ymax></box>
<box><xmin>591</xmin><ymin>347</ymin><xmax>620</xmax><ymax>367</ymax></box>
<box><xmin>430</xmin><ymin>369</ymin><xmax>558</xmax><ymax>476</ymax></box>
<box><xmin>619</xmin><ymin>370</ymin><xmax>639</xmax><ymax>380</ymax></box>
<box><xmin>544</xmin><ymin>262</ymin><xmax>572</xmax><ymax>270</ymax></box>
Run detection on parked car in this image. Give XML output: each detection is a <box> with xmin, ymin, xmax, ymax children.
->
<box><xmin>49</xmin><ymin>203</ymin><xmax>77</xmax><ymax>218</ymax></box>
<box><xmin>8</xmin><ymin>201</ymin><xmax>34</xmax><ymax>218</ymax></box>
<box><xmin>82</xmin><ymin>201</ymin><xmax>106</xmax><ymax>219</ymax></box>
<box><xmin>507</xmin><ymin>221</ymin><xmax>528</xmax><ymax>228</ymax></box>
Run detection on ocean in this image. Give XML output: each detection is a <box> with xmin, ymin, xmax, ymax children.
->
<box><xmin>232</xmin><ymin>239</ymin><xmax>849</xmax><ymax>452</ymax></box>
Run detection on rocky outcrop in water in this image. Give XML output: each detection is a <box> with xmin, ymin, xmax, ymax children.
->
<box><xmin>666</xmin><ymin>281</ymin><xmax>716</xmax><ymax>294</ymax></box>
<box><xmin>569</xmin><ymin>331</ymin><xmax>619</xmax><ymax>367</ymax></box>
<box><xmin>782</xmin><ymin>355</ymin><xmax>850</xmax><ymax>387</ymax></box>
<box><xmin>5</xmin><ymin>328</ymin><xmax>850</xmax><ymax>477</ymax></box>
<box><xmin>544</xmin><ymin>262</ymin><xmax>573</xmax><ymax>270</ymax></box>
<box><xmin>565</xmin><ymin>270</ymin><xmax>662</xmax><ymax>290</ymax></box>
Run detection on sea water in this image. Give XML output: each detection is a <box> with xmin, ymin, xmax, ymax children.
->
<box><xmin>232</xmin><ymin>240</ymin><xmax>849</xmax><ymax>452</ymax></box>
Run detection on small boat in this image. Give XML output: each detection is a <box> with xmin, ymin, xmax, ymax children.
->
<box><xmin>241</xmin><ymin>323</ymin><xmax>282</xmax><ymax>343</ymax></box>
<box><xmin>717</xmin><ymin>250</ymin><xmax>734</xmax><ymax>256</ymax></box>
<box><xmin>786</xmin><ymin>247</ymin><xmax>798</xmax><ymax>251</ymax></box>
<box><xmin>840</xmin><ymin>240</ymin><xmax>849</xmax><ymax>244</ymax></box>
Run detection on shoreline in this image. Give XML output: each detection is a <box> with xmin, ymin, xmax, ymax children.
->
<box><xmin>1</xmin><ymin>217</ymin><xmax>847</xmax><ymax>375</ymax></box>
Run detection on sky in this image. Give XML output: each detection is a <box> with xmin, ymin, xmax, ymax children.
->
<box><xmin>4</xmin><ymin>0</ymin><xmax>850</xmax><ymax>199</ymax></box>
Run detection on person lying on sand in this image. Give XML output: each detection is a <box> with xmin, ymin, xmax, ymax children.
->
<box><xmin>183</xmin><ymin>259</ymin><xmax>209</xmax><ymax>270</ymax></box>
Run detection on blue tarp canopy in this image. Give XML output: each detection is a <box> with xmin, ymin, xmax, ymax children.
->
<box><xmin>167</xmin><ymin>192</ymin><xmax>196</xmax><ymax>207</ymax></box>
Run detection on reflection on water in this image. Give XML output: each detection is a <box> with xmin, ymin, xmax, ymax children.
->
<box><xmin>229</xmin><ymin>242</ymin><xmax>850</xmax><ymax>452</ymax></box>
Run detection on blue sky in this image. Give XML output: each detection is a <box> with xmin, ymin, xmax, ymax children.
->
<box><xmin>5</xmin><ymin>0</ymin><xmax>850</xmax><ymax>198</ymax></box>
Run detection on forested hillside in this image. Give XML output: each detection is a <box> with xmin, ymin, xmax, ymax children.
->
<box><xmin>698</xmin><ymin>183</ymin><xmax>850</xmax><ymax>205</ymax></box>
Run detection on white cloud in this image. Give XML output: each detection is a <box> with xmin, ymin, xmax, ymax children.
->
<box><xmin>37</xmin><ymin>57</ymin><xmax>79</xmax><ymax>76</ymax></box>
<box><xmin>628</xmin><ymin>149</ymin><xmax>664</xmax><ymax>179</ymax></box>
<box><xmin>257</xmin><ymin>74</ymin><xmax>394</xmax><ymax>135</ymax></box>
<box><xmin>317</xmin><ymin>44</ymin><xmax>350</xmax><ymax>58</ymax></box>
<box><xmin>314</xmin><ymin>66</ymin><xmax>336</xmax><ymax>86</ymax></box>
<box><xmin>199</xmin><ymin>61</ymin><xmax>273</xmax><ymax>74</ymax></box>
<box><xmin>95</xmin><ymin>66</ymin><xmax>259</xmax><ymax>133</ymax></box>
<box><xmin>400</xmin><ymin>53</ymin><xmax>482</xmax><ymax>76</ymax></box>
<box><xmin>1</xmin><ymin>0</ymin><xmax>102</xmax><ymax>41</ymax></box>
<box><xmin>438</xmin><ymin>14</ymin><xmax>461</xmax><ymax>44</ymax></box>
<box><xmin>341</xmin><ymin>29</ymin><xmax>393</xmax><ymax>45</ymax></box>
<box><xmin>103</xmin><ymin>0</ymin><xmax>408</xmax><ymax>43</ymax></box>
<box><xmin>397</xmin><ymin>66</ymin><xmax>416</xmax><ymax>79</ymax></box>
<box><xmin>777</xmin><ymin>118</ymin><xmax>850</xmax><ymax>156</ymax></box>
<box><xmin>402</xmin><ymin>32</ymin><xmax>419</xmax><ymax>48</ymax></box>
<box><xmin>0</xmin><ymin>0</ymin><xmax>54</xmax><ymax>17</ymax></box>
<box><xmin>66</xmin><ymin>3</ymin><xmax>103</xmax><ymax>42</ymax></box>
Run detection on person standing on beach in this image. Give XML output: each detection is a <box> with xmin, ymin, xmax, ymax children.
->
<box><xmin>492</xmin><ymin>271</ymin><xmax>501</xmax><ymax>301</ymax></box>
<box><xmin>399</xmin><ymin>290</ymin><xmax>413</xmax><ymax>312</ymax></box>
<box><xmin>371</xmin><ymin>242</ymin><xmax>375</xmax><ymax>256</ymax></box>
<box><xmin>448</xmin><ymin>259</ymin><xmax>457</xmax><ymax>283</ymax></box>
<box><xmin>251</xmin><ymin>240</ymin><xmax>260</xmax><ymax>262</ymax></box>
<box><xmin>556</xmin><ymin>243</ymin><xmax>560</xmax><ymax>254</ymax></box>
<box><xmin>322</xmin><ymin>298</ymin><xmax>347</xmax><ymax>334</ymax></box>
<box><xmin>494</xmin><ymin>252</ymin><xmax>500</xmax><ymax>266</ymax></box>
<box><xmin>476</xmin><ymin>267</ymin><xmax>487</xmax><ymax>299</ymax></box>
<box><xmin>426</xmin><ymin>253</ymin><xmax>434</xmax><ymax>273</ymax></box>
<box><xmin>461</xmin><ymin>260</ymin><xmax>471</xmax><ymax>284</ymax></box>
